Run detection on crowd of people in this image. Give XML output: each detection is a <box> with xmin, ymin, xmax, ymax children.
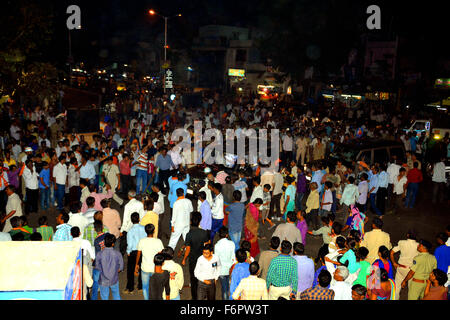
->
<box><xmin>0</xmin><ymin>91</ymin><xmax>449</xmax><ymax>301</ymax></box>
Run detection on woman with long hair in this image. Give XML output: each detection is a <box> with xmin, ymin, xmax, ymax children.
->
<box><xmin>244</xmin><ymin>198</ymin><xmax>263</xmax><ymax>258</ymax></box>
<box><xmin>372</xmin><ymin>245</ymin><xmax>395</xmax><ymax>280</ymax></box>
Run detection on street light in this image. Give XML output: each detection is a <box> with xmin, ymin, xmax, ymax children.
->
<box><xmin>148</xmin><ymin>9</ymin><xmax>182</xmax><ymax>92</ymax></box>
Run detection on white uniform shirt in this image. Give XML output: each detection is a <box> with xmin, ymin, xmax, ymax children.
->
<box><xmin>432</xmin><ymin>162</ymin><xmax>446</xmax><ymax>183</ymax></box>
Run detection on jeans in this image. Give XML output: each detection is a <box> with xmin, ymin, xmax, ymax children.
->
<box><xmin>295</xmin><ymin>192</ymin><xmax>304</xmax><ymax>211</ymax></box>
<box><xmin>136</xmin><ymin>169</ymin><xmax>148</xmax><ymax>195</ymax></box>
<box><xmin>229</xmin><ymin>231</ymin><xmax>241</xmax><ymax>250</ymax></box>
<box><xmin>55</xmin><ymin>184</ymin><xmax>65</xmax><ymax>210</ymax></box>
<box><xmin>99</xmin><ymin>281</ymin><xmax>121</xmax><ymax>300</ymax></box>
<box><xmin>91</xmin><ymin>268</ymin><xmax>100</xmax><ymax>300</ymax></box>
<box><xmin>145</xmin><ymin>174</ymin><xmax>154</xmax><ymax>194</ymax></box>
<box><xmin>211</xmin><ymin>218</ymin><xmax>224</xmax><ymax>243</ymax></box>
<box><xmin>370</xmin><ymin>193</ymin><xmax>381</xmax><ymax>215</ymax></box>
<box><xmin>219</xmin><ymin>275</ymin><xmax>230</xmax><ymax>300</ymax></box>
<box><xmin>405</xmin><ymin>182</ymin><xmax>419</xmax><ymax>208</ymax></box>
<box><xmin>39</xmin><ymin>188</ymin><xmax>50</xmax><ymax>210</ymax></box>
<box><xmin>142</xmin><ymin>271</ymin><xmax>154</xmax><ymax>300</ymax></box>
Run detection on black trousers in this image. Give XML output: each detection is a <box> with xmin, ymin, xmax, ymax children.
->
<box><xmin>269</xmin><ymin>193</ymin><xmax>282</xmax><ymax>218</ymax></box>
<box><xmin>126</xmin><ymin>250</ymin><xmax>142</xmax><ymax>291</ymax></box>
<box><xmin>159</xmin><ymin>169</ymin><xmax>171</xmax><ymax>191</ymax></box>
<box><xmin>305</xmin><ymin>209</ymin><xmax>319</xmax><ymax>230</ymax></box>
<box><xmin>189</xmin><ymin>264</ymin><xmax>199</xmax><ymax>300</ymax></box>
<box><xmin>120</xmin><ymin>174</ymin><xmax>131</xmax><ymax>196</ymax></box>
<box><xmin>0</xmin><ymin>189</ymin><xmax>7</xmax><ymax>214</ymax></box>
<box><xmin>376</xmin><ymin>187</ymin><xmax>387</xmax><ymax>215</ymax></box>
<box><xmin>25</xmin><ymin>188</ymin><xmax>39</xmax><ymax>214</ymax></box>
<box><xmin>197</xmin><ymin>280</ymin><xmax>216</xmax><ymax>300</ymax></box>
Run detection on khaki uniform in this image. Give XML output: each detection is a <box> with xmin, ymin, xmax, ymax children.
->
<box><xmin>408</xmin><ymin>252</ymin><xmax>437</xmax><ymax>300</ymax></box>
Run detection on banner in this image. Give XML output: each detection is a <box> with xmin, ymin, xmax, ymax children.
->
<box><xmin>64</xmin><ymin>249</ymin><xmax>82</xmax><ymax>300</ymax></box>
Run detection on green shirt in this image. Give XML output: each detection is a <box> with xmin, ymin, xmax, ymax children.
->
<box><xmin>266</xmin><ymin>254</ymin><xmax>298</xmax><ymax>294</ymax></box>
<box><xmin>353</xmin><ymin>260</ymin><xmax>371</xmax><ymax>287</ymax></box>
<box><xmin>36</xmin><ymin>225</ymin><xmax>55</xmax><ymax>241</ymax></box>
<box><xmin>83</xmin><ymin>224</ymin><xmax>109</xmax><ymax>246</ymax></box>
<box><xmin>312</xmin><ymin>226</ymin><xmax>332</xmax><ymax>244</ymax></box>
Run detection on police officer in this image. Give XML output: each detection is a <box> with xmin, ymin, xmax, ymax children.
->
<box><xmin>401</xmin><ymin>239</ymin><xmax>437</xmax><ymax>300</ymax></box>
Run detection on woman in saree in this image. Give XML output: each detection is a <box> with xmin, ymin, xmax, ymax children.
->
<box><xmin>372</xmin><ymin>245</ymin><xmax>395</xmax><ymax>280</ymax></box>
<box><xmin>367</xmin><ymin>267</ymin><xmax>396</xmax><ymax>300</ymax></box>
<box><xmin>244</xmin><ymin>198</ymin><xmax>263</xmax><ymax>258</ymax></box>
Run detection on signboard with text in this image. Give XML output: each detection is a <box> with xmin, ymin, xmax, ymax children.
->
<box><xmin>228</xmin><ymin>68</ymin><xmax>245</xmax><ymax>77</ymax></box>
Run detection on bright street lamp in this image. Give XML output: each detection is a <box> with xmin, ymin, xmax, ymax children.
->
<box><xmin>148</xmin><ymin>9</ymin><xmax>182</xmax><ymax>92</ymax></box>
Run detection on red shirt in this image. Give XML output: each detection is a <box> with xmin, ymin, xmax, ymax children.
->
<box><xmin>119</xmin><ymin>160</ymin><xmax>131</xmax><ymax>175</ymax></box>
<box><xmin>407</xmin><ymin>168</ymin><xmax>423</xmax><ymax>183</ymax></box>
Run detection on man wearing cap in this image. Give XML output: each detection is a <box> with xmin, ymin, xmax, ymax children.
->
<box><xmin>401</xmin><ymin>239</ymin><xmax>437</xmax><ymax>300</ymax></box>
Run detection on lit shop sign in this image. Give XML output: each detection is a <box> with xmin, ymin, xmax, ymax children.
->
<box><xmin>434</xmin><ymin>78</ymin><xmax>450</xmax><ymax>89</ymax></box>
<box><xmin>257</xmin><ymin>85</ymin><xmax>274</xmax><ymax>95</ymax></box>
<box><xmin>228</xmin><ymin>69</ymin><xmax>245</xmax><ymax>77</ymax></box>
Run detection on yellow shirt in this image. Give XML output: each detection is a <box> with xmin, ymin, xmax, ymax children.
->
<box><xmin>140</xmin><ymin>211</ymin><xmax>159</xmax><ymax>237</ymax></box>
<box><xmin>360</xmin><ymin>229</ymin><xmax>392</xmax><ymax>264</ymax></box>
<box><xmin>305</xmin><ymin>189</ymin><xmax>320</xmax><ymax>213</ymax></box>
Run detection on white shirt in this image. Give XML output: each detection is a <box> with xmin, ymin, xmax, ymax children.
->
<box><xmin>121</xmin><ymin>198</ymin><xmax>145</xmax><ymax>233</ymax></box>
<box><xmin>137</xmin><ymin>237</ymin><xmax>164</xmax><ymax>273</ymax></box>
<box><xmin>387</xmin><ymin>163</ymin><xmax>401</xmax><ymax>184</ymax></box>
<box><xmin>22</xmin><ymin>166</ymin><xmax>39</xmax><ymax>190</ymax></box>
<box><xmin>68</xmin><ymin>212</ymin><xmax>90</xmax><ymax>237</ymax></box>
<box><xmin>392</xmin><ymin>239</ymin><xmax>419</xmax><ymax>267</ymax></box>
<box><xmin>282</xmin><ymin>135</ymin><xmax>293</xmax><ymax>151</ymax></box>
<box><xmin>250</xmin><ymin>185</ymin><xmax>264</xmax><ymax>203</ymax></box>
<box><xmin>194</xmin><ymin>254</ymin><xmax>221</xmax><ymax>282</ymax></box>
<box><xmin>322</xmin><ymin>189</ymin><xmax>333</xmax><ymax>211</ymax></box>
<box><xmin>171</xmin><ymin>198</ymin><xmax>193</xmax><ymax>231</ymax></box>
<box><xmin>214</xmin><ymin>238</ymin><xmax>236</xmax><ymax>276</ymax></box>
<box><xmin>153</xmin><ymin>191</ymin><xmax>165</xmax><ymax>215</ymax></box>
<box><xmin>4</xmin><ymin>193</ymin><xmax>23</xmax><ymax>233</ymax></box>
<box><xmin>73</xmin><ymin>237</ymin><xmax>95</xmax><ymax>261</ymax></box>
<box><xmin>329</xmin><ymin>280</ymin><xmax>352</xmax><ymax>300</ymax></box>
<box><xmin>53</xmin><ymin>162</ymin><xmax>68</xmax><ymax>185</ymax></box>
<box><xmin>393</xmin><ymin>175</ymin><xmax>408</xmax><ymax>195</ymax></box>
<box><xmin>211</xmin><ymin>193</ymin><xmax>224</xmax><ymax>219</ymax></box>
<box><xmin>432</xmin><ymin>162</ymin><xmax>446</xmax><ymax>183</ymax></box>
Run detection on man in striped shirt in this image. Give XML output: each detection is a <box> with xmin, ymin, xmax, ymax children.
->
<box><xmin>266</xmin><ymin>240</ymin><xmax>298</xmax><ymax>300</ymax></box>
<box><xmin>136</xmin><ymin>146</ymin><xmax>149</xmax><ymax>196</ymax></box>
<box><xmin>232</xmin><ymin>261</ymin><xmax>268</xmax><ymax>300</ymax></box>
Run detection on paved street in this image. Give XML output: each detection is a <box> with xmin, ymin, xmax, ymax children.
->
<box><xmin>23</xmin><ymin>176</ymin><xmax>449</xmax><ymax>300</ymax></box>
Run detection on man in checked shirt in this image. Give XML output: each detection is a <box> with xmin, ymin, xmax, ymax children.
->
<box><xmin>266</xmin><ymin>240</ymin><xmax>298</xmax><ymax>300</ymax></box>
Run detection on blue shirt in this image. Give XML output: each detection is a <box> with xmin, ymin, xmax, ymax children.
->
<box><xmin>126</xmin><ymin>224</ymin><xmax>147</xmax><ymax>255</ymax></box>
<box><xmin>410</xmin><ymin>137</ymin><xmax>417</xmax><ymax>152</ymax></box>
<box><xmin>313</xmin><ymin>265</ymin><xmax>330</xmax><ymax>289</ymax></box>
<box><xmin>80</xmin><ymin>162</ymin><xmax>96</xmax><ymax>180</ymax></box>
<box><xmin>199</xmin><ymin>200</ymin><xmax>212</xmax><ymax>230</ymax></box>
<box><xmin>312</xmin><ymin>170</ymin><xmax>325</xmax><ymax>193</ymax></box>
<box><xmin>377</xmin><ymin>171</ymin><xmax>389</xmax><ymax>189</ymax></box>
<box><xmin>38</xmin><ymin>168</ymin><xmax>50</xmax><ymax>189</ymax></box>
<box><xmin>168</xmin><ymin>174</ymin><xmax>190</xmax><ymax>208</ymax></box>
<box><xmin>368</xmin><ymin>173</ymin><xmax>379</xmax><ymax>194</ymax></box>
<box><xmin>340</xmin><ymin>249</ymin><xmax>359</xmax><ymax>273</ymax></box>
<box><xmin>156</xmin><ymin>154</ymin><xmax>174</xmax><ymax>171</ymax></box>
<box><xmin>53</xmin><ymin>224</ymin><xmax>73</xmax><ymax>241</ymax></box>
<box><xmin>95</xmin><ymin>247</ymin><xmax>124</xmax><ymax>286</ymax></box>
<box><xmin>434</xmin><ymin>244</ymin><xmax>450</xmax><ymax>273</ymax></box>
<box><xmin>229</xmin><ymin>262</ymin><xmax>250</xmax><ymax>299</ymax></box>
<box><xmin>294</xmin><ymin>255</ymin><xmax>315</xmax><ymax>294</ymax></box>
<box><xmin>225</xmin><ymin>202</ymin><xmax>245</xmax><ymax>233</ymax></box>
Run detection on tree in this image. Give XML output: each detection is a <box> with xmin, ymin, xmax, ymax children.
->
<box><xmin>0</xmin><ymin>0</ymin><xmax>57</xmax><ymax>101</ymax></box>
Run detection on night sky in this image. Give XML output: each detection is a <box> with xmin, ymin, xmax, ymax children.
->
<box><xmin>2</xmin><ymin>1</ymin><xmax>449</xmax><ymax>76</ymax></box>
